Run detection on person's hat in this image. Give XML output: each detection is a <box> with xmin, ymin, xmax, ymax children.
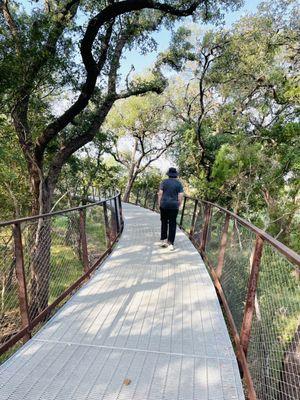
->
<box><xmin>166</xmin><ymin>167</ymin><xmax>178</xmax><ymax>178</ymax></box>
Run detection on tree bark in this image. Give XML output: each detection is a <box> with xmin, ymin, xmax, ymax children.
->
<box><xmin>123</xmin><ymin>175</ymin><xmax>137</xmax><ymax>203</ymax></box>
<box><xmin>28</xmin><ymin>178</ymin><xmax>53</xmax><ymax>320</ymax></box>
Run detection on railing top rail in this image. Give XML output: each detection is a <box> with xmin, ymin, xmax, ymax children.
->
<box><xmin>184</xmin><ymin>195</ymin><xmax>300</xmax><ymax>267</ymax></box>
<box><xmin>0</xmin><ymin>192</ymin><xmax>120</xmax><ymax>228</ymax></box>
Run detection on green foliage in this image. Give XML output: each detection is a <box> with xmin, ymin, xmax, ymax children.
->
<box><xmin>0</xmin><ymin>118</ymin><xmax>30</xmax><ymax>219</ymax></box>
<box><xmin>164</xmin><ymin>0</ymin><xmax>299</xmax><ymax>250</ymax></box>
<box><xmin>133</xmin><ymin>167</ymin><xmax>164</xmax><ymax>193</ymax></box>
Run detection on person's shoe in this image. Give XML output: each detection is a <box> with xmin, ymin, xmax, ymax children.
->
<box><xmin>168</xmin><ymin>244</ymin><xmax>175</xmax><ymax>251</ymax></box>
<box><xmin>159</xmin><ymin>239</ymin><xmax>168</xmax><ymax>247</ymax></box>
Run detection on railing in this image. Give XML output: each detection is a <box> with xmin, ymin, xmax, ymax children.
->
<box><xmin>0</xmin><ymin>191</ymin><xmax>123</xmax><ymax>360</ymax></box>
<box><xmin>130</xmin><ymin>189</ymin><xmax>300</xmax><ymax>400</ymax></box>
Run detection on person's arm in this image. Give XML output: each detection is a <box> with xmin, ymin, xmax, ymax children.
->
<box><xmin>158</xmin><ymin>189</ymin><xmax>163</xmax><ymax>207</ymax></box>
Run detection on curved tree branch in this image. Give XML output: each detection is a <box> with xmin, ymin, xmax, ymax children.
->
<box><xmin>35</xmin><ymin>0</ymin><xmax>202</xmax><ymax>161</ymax></box>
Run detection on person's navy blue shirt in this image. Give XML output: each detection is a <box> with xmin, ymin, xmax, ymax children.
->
<box><xmin>159</xmin><ymin>178</ymin><xmax>184</xmax><ymax>209</ymax></box>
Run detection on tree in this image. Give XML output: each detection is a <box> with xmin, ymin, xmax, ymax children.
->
<box><xmin>211</xmin><ymin>122</ymin><xmax>300</xmax><ymax>248</ymax></box>
<box><xmin>161</xmin><ymin>27</ymin><xmax>233</xmax><ymax>182</ymax></box>
<box><xmin>105</xmin><ymin>93</ymin><xmax>176</xmax><ymax>201</ymax></box>
<box><xmin>0</xmin><ymin>118</ymin><xmax>30</xmax><ymax>220</ymax></box>
<box><xmin>164</xmin><ymin>0</ymin><xmax>299</xmax><ymax>207</ymax></box>
<box><xmin>56</xmin><ymin>139</ymin><xmax>124</xmax><ymax>208</ymax></box>
<box><xmin>132</xmin><ymin>166</ymin><xmax>164</xmax><ymax>205</ymax></box>
<box><xmin>2</xmin><ymin>0</ymin><xmax>242</xmax><ymax>316</ymax></box>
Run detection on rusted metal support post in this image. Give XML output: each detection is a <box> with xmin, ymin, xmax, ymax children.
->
<box><xmin>200</xmin><ymin>203</ymin><xmax>212</xmax><ymax>252</ymax></box>
<box><xmin>114</xmin><ymin>197</ymin><xmax>120</xmax><ymax>233</ymax></box>
<box><xmin>79</xmin><ymin>210</ymin><xmax>89</xmax><ymax>274</ymax></box>
<box><xmin>240</xmin><ymin>235</ymin><xmax>264</xmax><ymax>357</ymax></box>
<box><xmin>189</xmin><ymin>199</ymin><xmax>198</xmax><ymax>237</ymax></box>
<box><xmin>13</xmin><ymin>222</ymin><xmax>31</xmax><ymax>342</ymax></box>
<box><xmin>103</xmin><ymin>202</ymin><xmax>112</xmax><ymax>247</ymax></box>
<box><xmin>203</xmin><ymin>252</ymin><xmax>257</xmax><ymax>400</ymax></box>
<box><xmin>216</xmin><ymin>213</ymin><xmax>231</xmax><ymax>278</ymax></box>
<box><xmin>179</xmin><ymin>196</ymin><xmax>187</xmax><ymax>227</ymax></box>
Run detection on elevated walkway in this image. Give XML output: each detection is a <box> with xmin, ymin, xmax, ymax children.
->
<box><xmin>0</xmin><ymin>203</ymin><xmax>244</xmax><ymax>400</ymax></box>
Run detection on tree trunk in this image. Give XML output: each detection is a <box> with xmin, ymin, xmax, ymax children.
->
<box><xmin>28</xmin><ymin>179</ymin><xmax>53</xmax><ymax>320</ymax></box>
<box><xmin>123</xmin><ymin>175</ymin><xmax>136</xmax><ymax>203</ymax></box>
<box><xmin>122</xmin><ymin>138</ymin><xmax>138</xmax><ymax>202</ymax></box>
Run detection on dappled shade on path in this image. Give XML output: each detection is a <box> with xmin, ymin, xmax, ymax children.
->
<box><xmin>0</xmin><ymin>203</ymin><xmax>244</xmax><ymax>400</ymax></box>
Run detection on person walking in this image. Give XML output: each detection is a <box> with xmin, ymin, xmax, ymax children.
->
<box><xmin>157</xmin><ymin>167</ymin><xmax>184</xmax><ymax>251</ymax></box>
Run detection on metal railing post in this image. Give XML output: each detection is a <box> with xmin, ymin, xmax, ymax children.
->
<box><xmin>216</xmin><ymin>213</ymin><xmax>231</xmax><ymax>278</ymax></box>
<box><xmin>13</xmin><ymin>222</ymin><xmax>31</xmax><ymax>342</ymax></box>
<box><xmin>103</xmin><ymin>202</ymin><xmax>112</xmax><ymax>247</ymax></box>
<box><xmin>240</xmin><ymin>235</ymin><xmax>264</xmax><ymax>356</ymax></box>
<box><xmin>179</xmin><ymin>196</ymin><xmax>187</xmax><ymax>227</ymax></box>
<box><xmin>200</xmin><ymin>203</ymin><xmax>212</xmax><ymax>252</ymax></box>
<box><xmin>204</xmin><ymin>253</ymin><xmax>258</xmax><ymax>400</ymax></box>
<box><xmin>118</xmin><ymin>194</ymin><xmax>123</xmax><ymax>228</ymax></box>
<box><xmin>189</xmin><ymin>199</ymin><xmax>198</xmax><ymax>237</ymax></box>
<box><xmin>79</xmin><ymin>210</ymin><xmax>89</xmax><ymax>274</ymax></box>
<box><xmin>114</xmin><ymin>196</ymin><xmax>120</xmax><ymax>233</ymax></box>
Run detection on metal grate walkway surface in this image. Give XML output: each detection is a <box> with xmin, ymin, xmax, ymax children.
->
<box><xmin>0</xmin><ymin>203</ymin><xmax>245</xmax><ymax>400</ymax></box>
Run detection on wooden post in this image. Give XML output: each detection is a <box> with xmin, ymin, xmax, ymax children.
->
<box><xmin>200</xmin><ymin>203</ymin><xmax>212</xmax><ymax>252</ymax></box>
<box><xmin>179</xmin><ymin>196</ymin><xmax>187</xmax><ymax>227</ymax></box>
<box><xmin>240</xmin><ymin>235</ymin><xmax>264</xmax><ymax>356</ymax></box>
<box><xmin>189</xmin><ymin>199</ymin><xmax>198</xmax><ymax>237</ymax></box>
<box><xmin>79</xmin><ymin>210</ymin><xmax>89</xmax><ymax>274</ymax></box>
<box><xmin>13</xmin><ymin>222</ymin><xmax>31</xmax><ymax>342</ymax></box>
<box><xmin>103</xmin><ymin>202</ymin><xmax>112</xmax><ymax>247</ymax></box>
<box><xmin>216</xmin><ymin>213</ymin><xmax>230</xmax><ymax>278</ymax></box>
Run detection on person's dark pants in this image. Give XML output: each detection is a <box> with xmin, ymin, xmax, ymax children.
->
<box><xmin>160</xmin><ymin>207</ymin><xmax>178</xmax><ymax>245</ymax></box>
